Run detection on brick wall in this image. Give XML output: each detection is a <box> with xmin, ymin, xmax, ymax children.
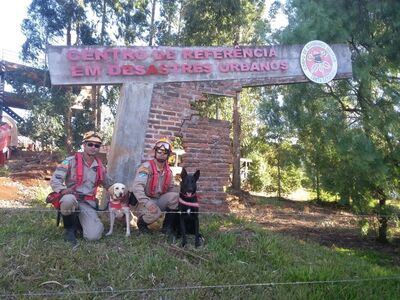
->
<box><xmin>142</xmin><ymin>81</ymin><xmax>241</xmax><ymax>212</ymax></box>
<box><xmin>180</xmin><ymin>115</ymin><xmax>231</xmax><ymax>212</ymax></box>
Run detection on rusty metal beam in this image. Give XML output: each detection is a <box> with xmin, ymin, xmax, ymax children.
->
<box><xmin>2</xmin><ymin>60</ymin><xmax>50</xmax><ymax>87</ymax></box>
<box><xmin>4</xmin><ymin>92</ymin><xmax>31</xmax><ymax>109</ymax></box>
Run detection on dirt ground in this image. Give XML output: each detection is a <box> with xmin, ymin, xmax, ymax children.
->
<box><xmin>227</xmin><ymin>191</ymin><xmax>400</xmax><ymax>264</ymax></box>
<box><xmin>0</xmin><ymin>151</ymin><xmax>55</xmax><ymax>193</ymax></box>
<box><xmin>1</xmin><ymin>151</ymin><xmax>399</xmax><ymax>264</ymax></box>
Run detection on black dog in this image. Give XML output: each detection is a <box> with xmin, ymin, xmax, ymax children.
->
<box><xmin>165</xmin><ymin>167</ymin><xmax>202</xmax><ymax>247</ymax></box>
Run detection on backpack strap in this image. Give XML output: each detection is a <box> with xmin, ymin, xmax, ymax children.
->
<box><xmin>94</xmin><ymin>157</ymin><xmax>103</xmax><ymax>186</ymax></box>
<box><xmin>74</xmin><ymin>152</ymin><xmax>84</xmax><ymax>187</ymax></box>
<box><xmin>149</xmin><ymin>160</ymin><xmax>158</xmax><ymax>197</ymax></box>
<box><xmin>92</xmin><ymin>157</ymin><xmax>103</xmax><ymax>197</ymax></box>
<box><xmin>149</xmin><ymin>160</ymin><xmax>171</xmax><ymax>197</ymax></box>
<box><xmin>163</xmin><ymin>163</ymin><xmax>172</xmax><ymax>193</ymax></box>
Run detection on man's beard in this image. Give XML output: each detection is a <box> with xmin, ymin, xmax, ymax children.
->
<box><xmin>86</xmin><ymin>151</ymin><xmax>97</xmax><ymax>157</ymax></box>
<box><xmin>155</xmin><ymin>157</ymin><xmax>167</xmax><ymax>163</ymax></box>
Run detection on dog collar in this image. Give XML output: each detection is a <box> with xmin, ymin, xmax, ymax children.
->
<box><xmin>179</xmin><ymin>198</ymin><xmax>199</xmax><ymax>208</ymax></box>
<box><xmin>110</xmin><ymin>199</ymin><xmax>129</xmax><ymax>209</ymax></box>
<box><xmin>110</xmin><ymin>200</ymin><xmax>122</xmax><ymax>209</ymax></box>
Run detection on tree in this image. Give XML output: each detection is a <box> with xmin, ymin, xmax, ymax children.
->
<box><xmin>258</xmin><ymin>87</ymin><xmax>302</xmax><ymax>197</ymax></box>
<box><xmin>18</xmin><ymin>0</ymin><xmax>150</xmax><ymax>151</ymax></box>
<box><xmin>21</xmin><ymin>0</ymin><xmax>88</xmax><ymax>152</ymax></box>
<box><xmin>273</xmin><ymin>0</ymin><xmax>400</xmax><ymax>242</ymax></box>
<box><xmin>177</xmin><ymin>0</ymin><xmax>270</xmax><ymax>189</ymax></box>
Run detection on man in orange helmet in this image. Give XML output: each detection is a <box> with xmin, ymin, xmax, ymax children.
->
<box><xmin>131</xmin><ymin>138</ymin><xmax>179</xmax><ymax>234</ymax></box>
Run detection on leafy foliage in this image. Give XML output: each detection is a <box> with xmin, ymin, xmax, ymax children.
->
<box><xmin>267</xmin><ymin>0</ymin><xmax>400</xmax><ymax>239</ymax></box>
<box><xmin>181</xmin><ymin>0</ymin><xmax>268</xmax><ymax>46</ymax></box>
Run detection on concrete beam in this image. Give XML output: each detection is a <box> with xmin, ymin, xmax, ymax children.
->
<box><xmin>106</xmin><ymin>82</ymin><xmax>154</xmax><ymax>187</ymax></box>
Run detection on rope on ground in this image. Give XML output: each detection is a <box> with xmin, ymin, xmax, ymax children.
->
<box><xmin>0</xmin><ymin>206</ymin><xmax>393</xmax><ymax>219</ymax></box>
<box><xmin>1</xmin><ymin>276</ymin><xmax>399</xmax><ymax>298</ymax></box>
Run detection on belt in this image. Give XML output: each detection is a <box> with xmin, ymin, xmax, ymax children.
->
<box><xmin>76</xmin><ymin>194</ymin><xmax>96</xmax><ymax>201</ymax></box>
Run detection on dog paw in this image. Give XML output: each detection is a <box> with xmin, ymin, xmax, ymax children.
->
<box><xmin>125</xmin><ymin>233</ymin><xmax>131</xmax><ymax>237</ymax></box>
<box><xmin>166</xmin><ymin>233</ymin><xmax>176</xmax><ymax>244</ymax></box>
<box><xmin>195</xmin><ymin>236</ymin><xmax>205</xmax><ymax>248</ymax></box>
<box><xmin>105</xmin><ymin>232</ymin><xmax>112</xmax><ymax>236</ymax></box>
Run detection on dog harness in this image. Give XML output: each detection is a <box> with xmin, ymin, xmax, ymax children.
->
<box><xmin>179</xmin><ymin>198</ymin><xmax>200</xmax><ymax>208</ymax></box>
<box><xmin>148</xmin><ymin>160</ymin><xmax>172</xmax><ymax>197</ymax></box>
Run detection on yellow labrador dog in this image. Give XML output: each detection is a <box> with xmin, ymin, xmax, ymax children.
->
<box><xmin>106</xmin><ymin>183</ymin><xmax>137</xmax><ymax>237</ymax></box>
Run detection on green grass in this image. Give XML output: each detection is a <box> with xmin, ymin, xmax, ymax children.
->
<box><xmin>0</xmin><ymin>167</ymin><xmax>11</xmax><ymax>177</ymax></box>
<box><xmin>1</xmin><ymin>205</ymin><xmax>400</xmax><ymax>299</ymax></box>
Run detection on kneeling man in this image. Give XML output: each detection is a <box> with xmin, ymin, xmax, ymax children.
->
<box><xmin>131</xmin><ymin>138</ymin><xmax>179</xmax><ymax>234</ymax></box>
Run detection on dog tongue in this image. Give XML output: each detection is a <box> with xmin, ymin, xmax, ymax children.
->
<box><xmin>185</xmin><ymin>192</ymin><xmax>193</xmax><ymax>197</ymax></box>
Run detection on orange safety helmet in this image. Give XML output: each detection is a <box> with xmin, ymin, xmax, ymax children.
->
<box><xmin>154</xmin><ymin>137</ymin><xmax>173</xmax><ymax>154</ymax></box>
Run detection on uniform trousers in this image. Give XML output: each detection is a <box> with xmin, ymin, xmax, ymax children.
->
<box><xmin>60</xmin><ymin>194</ymin><xmax>104</xmax><ymax>241</ymax></box>
<box><xmin>137</xmin><ymin>191</ymin><xmax>179</xmax><ymax>224</ymax></box>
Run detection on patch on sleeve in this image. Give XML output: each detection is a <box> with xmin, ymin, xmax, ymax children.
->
<box><xmin>57</xmin><ymin>160</ymin><xmax>69</xmax><ymax>169</ymax></box>
<box><xmin>137</xmin><ymin>166</ymin><xmax>149</xmax><ymax>178</ymax></box>
<box><xmin>137</xmin><ymin>166</ymin><xmax>149</xmax><ymax>174</ymax></box>
<box><xmin>139</xmin><ymin>172</ymin><xmax>148</xmax><ymax>178</ymax></box>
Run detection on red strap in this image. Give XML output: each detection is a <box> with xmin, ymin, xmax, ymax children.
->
<box><xmin>75</xmin><ymin>153</ymin><xmax>84</xmax><ymax>187</ymax></box>
<box><xmin>163</xmin><ymin>164</ymin><xmax>172</xmax><ymax>193</ymax></box>
<box><xmin>91</xmin><ymin>157</ymin><xmax>103</xmax><ymax>196</ymax></box>
<box><xmin>149</xmin><ymin>160</ymin><xmax>172</xmax><ymax>197</ymax></box>
<box><xmin>179</xmin><ymin>198</ymin><xmax>200</xmax><ymax>208</ymax></box>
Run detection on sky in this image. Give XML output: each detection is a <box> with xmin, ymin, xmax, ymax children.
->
<box><xmin>0</xmin><ymin>0</ymin><xmax>31</xmax><ymax>63</ymax></box>
<box><xmin>0</xmin><ymin>0</ymin><xmax>287</xmax><ymax>64</ymax></box>
<box><xmin>0</xmin><ymin>1</ymin><xmax>287</xmax><ymax>121</ymax></box>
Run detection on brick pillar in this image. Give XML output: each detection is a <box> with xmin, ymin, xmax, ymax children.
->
<box><xmin>141</xmin><ymin>81</ymin><xmax>239</xmax><ymax>213</ymax></box>
<box><xmin>180</xmin><ymin>116</ymin><xmax>231</xmax><ymax>212</ymax></box>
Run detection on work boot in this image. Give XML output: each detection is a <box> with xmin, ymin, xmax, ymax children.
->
<box><xmin>137</xmin><ymin>216</ymin><xmax>152</xmax><ymax>235</ymax></box>
<box><xmin>62</xmin><ymin>213</ymin><xmax>78</xmax><ymax>245</ymax></box>
<box><xmin>161</xmin><ymin>208</ymin><xmax>178</xmax><ymax>235</ymax></box>
<box><xmin>75</xmin><ymin>217</ymin><xmax>83</xmax><ymax>238</ymax></box>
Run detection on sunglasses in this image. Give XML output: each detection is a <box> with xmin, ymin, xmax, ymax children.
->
<box><xmin>86</xmin><ymin>142</ymin><xmax>101</xmax><ymax>148</ymax></box>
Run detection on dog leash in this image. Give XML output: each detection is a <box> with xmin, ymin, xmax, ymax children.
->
<box><xmin>77</xmin><ymin>198</ymin><xmax>109</xmax><ymax>212</ymax></box>
<box><xmin>56</xmin><ymin>210</ymin><xmax>61</xmax><ymax>227</ymax></box>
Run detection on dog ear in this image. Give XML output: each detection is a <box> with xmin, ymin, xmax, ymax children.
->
<box><xmin>123</xmin><ymin>185</ymin><xmax>128</xmax><ymax>195</ymax></box>
<box><xmin>108</xmin><ymin>184</ymin><xmax>115</xmax><ymax>194</ymax></box>
<box><xmin>181</xmin><ymin>167</ymin><xmax>187</xmax><ymax>179</ymax></box>
<box><xmin>194</xmin><ymin>170</ymin><xmax>200</xmax><ymax>181</ymax></box>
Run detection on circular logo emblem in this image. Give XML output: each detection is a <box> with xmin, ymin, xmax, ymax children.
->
<box><xmin>300</xmin><ymin>40</ymin><xmax>337</xmax><ymax>84</ymax></box>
